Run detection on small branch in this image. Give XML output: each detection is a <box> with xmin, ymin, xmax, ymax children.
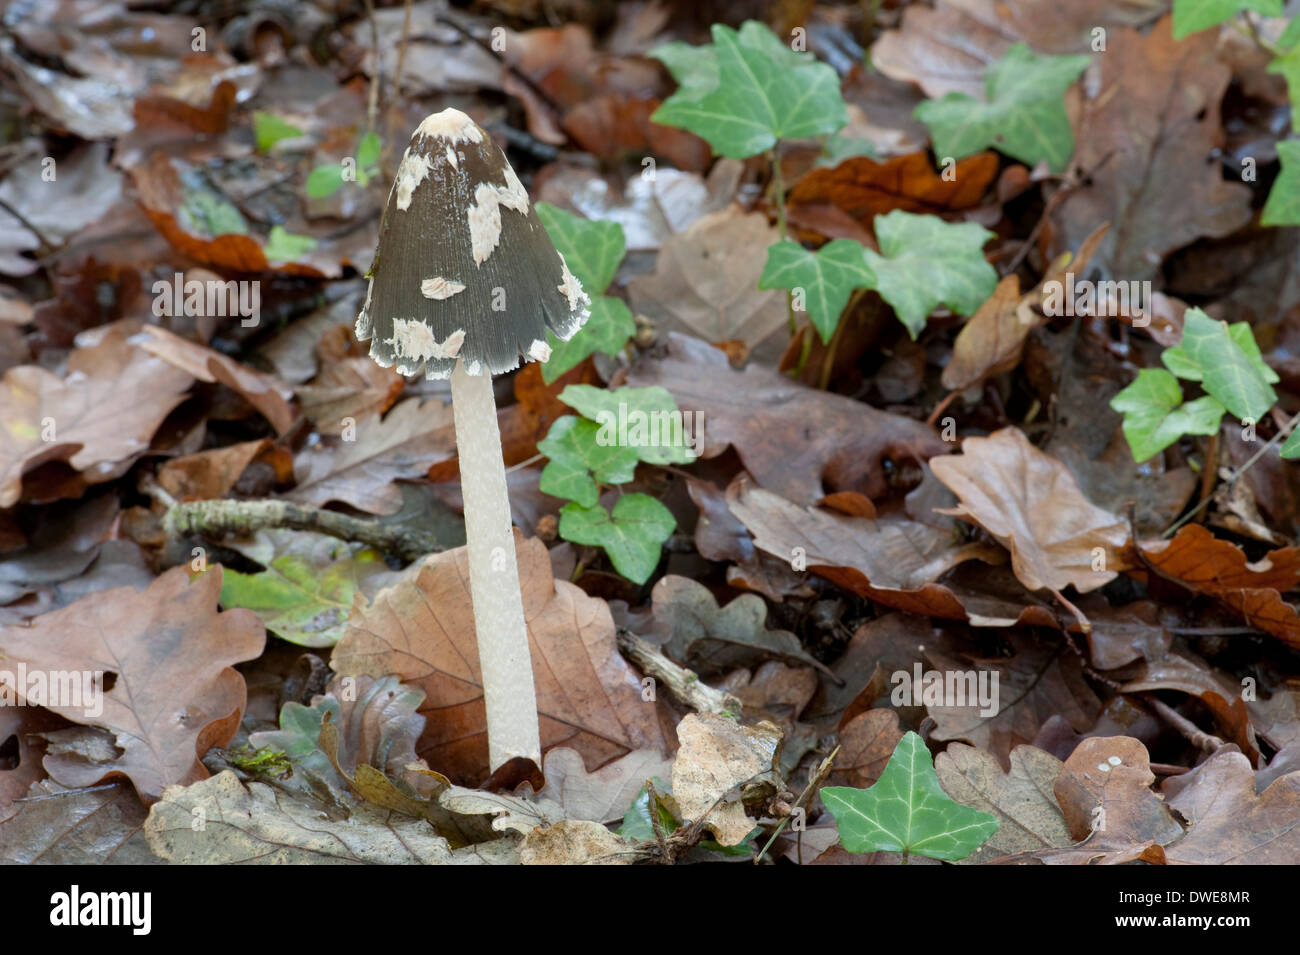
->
<box><xmin>616</xmin><ymin>628</ymin><xmax>741</xmax><ymax>715</ymax></box>
<box><xmin>1145</xmin><ymin>696</ymin><xmax>1224</xmax><ymax>754</ymax></box>
<box><xmin>754</xmin><ymin>745</ymin><xmax>840</xmax><ymax>865</ymax></box>
<box><xmin>162</xmin><ymin>498</ymin><xmax>444</xmax><ymax>563</ymax></box>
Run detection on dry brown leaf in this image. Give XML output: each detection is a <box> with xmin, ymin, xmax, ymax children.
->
<box><xmin>1165</xmin><ymin>748</ymin><xmax>1300</xmax><ymax>864</ymax></box>
<box><xmin>332</xmin><ymin>534</ymin><xmax>670</xmax><ymax>784</ymax></box>
<box><xmin>0</xmin><ymin>335</ymin><xmax>192</xmax><ymax>507</ymax></box>
<box><xmin>787</xmin><ymin>151</ymin><xmax>999</xmax><ymax>226</ymax></box>
<box><xmin>288</xmin><ymin>397</ymin><xmax>456</xmax><ymax>514</ymax></box>
<box><xmin>625</xmin><ymin>334</ymin><xmax>948</xmax><ymax>505</ymax></box>
<box><xmin>941</xmin><ymin>275</ymin><xmax>1025</xmax><ymax>392</ymax></box>
<box><xmin>1041</xmin><ymin>736</ymin><xmax>1182</xmax><ymax>865</ymax></box>
<box><xmin>297</xmin><ymin>355</ymin><xmax>404</xmax><ymax>436</ymax></box>
<box><xmin>1051</xmin><ymin>16</ymin><xmax>1253</xmax><ymax>282</ymax></box>
<box><xmin>0</xmin><ymin>779</ymin><xmax>152</xmax><ymax>864</ymax></box>
<box><xmin>671</xmin><ymin>713</ymin><xmax>781</xmax><ymax>847</ymax></box>
<box><xmin>626</xmin><ymin>207</ymin><xmax>789</xmax><ymax>362</ymax></box>
<box><xmin>1132</xmin><ymin>524</ymin><xmax>1300</xmax><ymax>650</ymax></box>
<box><xmin>935</xmin><ymin>743</ymin><xmax>1072</xmax><ymax>864</ymax></box>
<box><xmin>538</xmin><ymin>747</ymin><xmax>675</xmax><ymax>825</ymax></box>
<box><xmin>519</xmin><ymin>818</ymin><xmax>642</xmax><ymax>865</ymax></box>
<box><xmin>930</xmin><ymin>427</ymin><xmax>1128</xmax><ymax>596</ymax></box>
<box><xmin>726</xmin><ymin>475</ymin><xmax>1001</xmax><ymax>618</ymax></box>
<box><xmin>156</xmin><ymin>439</ymin><xmax>269</xmax><ymax>501</ymax></box>
<box><xmin>827</xmin><ymin>709</ymin><xmax>904</xmax><ymax>789</ymax></box>
<box><xmin>138</xmin><ymin>325</ymin><xmax>296</xmax><ymax>435</ymax></box>
<box><xmin>0</xmin><ymin>566</ymin><xmax>264</xmax><ymax>802</ymax></box>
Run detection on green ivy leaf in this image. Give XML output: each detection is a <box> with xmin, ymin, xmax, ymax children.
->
<box><xmin>1172</xmin><ymin>0</ymin><xmax>1282</xmax><ymax>39</ymax></box>
<box><xmin>558</xmin><ymin>385</ymin><xmax>696</xmax><ymax>465</ymax></box>
<box><xmin>254</xmin><ymin>112</ymin><xmax>305</xmax><ymax>152</ymax></box>
<box><xmin>1161</xmin><ymin>308</ymin><xmax>1277</xmax><ymax>421</ymax></box>
<box><xmin>821</xmin><ymin>732</ymin><xmax>999</xmax><ymax>862</ymax></box>
<box><xmin>1262</xmin><ymin>139</ymin><xmax>1300</xmax><ymax>227</ymax></box>
<box><xmin>535</xmin><ymin>202</ymin><xmax>626</xmax><ymax>294</ymax></box>
<box><xmin>862</xmin><ymin>211</ymin><xmax>996</xmax><ymax>338</ymax></box>
<box><xmin>1110</xmin><ymin>369</ymin><xmax>1226</xmax><ymax>463</ymax></box>
<box><xmin>559</xmin><ymin>494</ymin><xmax>676</xmax><ymax>585</ymax></box>
<box><xmin>357</xmin><ymin>130</ymin><xmax>382</xmax><ymax>170</ymax></box>
<box><xmin>1281</xmin><ymin>425</ymin><xmax>1300</xmax><ymax>459</ymax></box>
<box><xmin>541</xmin><ymin>297</ymin><xmax>637</xmax><ymax>384</ymax></box>
<box><xmin>913</xmin><ymin>44</ymin><xmax>1089</xmax><ymax>173</ymax></box>
<box><xmin>758</xmin><ymin>239</ymin><xmax>874</xmax><ymax>343</ymax></box>
<box><xmin>651</xmin><ymin>21</ymin><xmax>846</xmax><ymax>159</ymax></box>
<box><xmin>306</xmin><ymin>163</ymin><xmax>347</xmax><ymax>199</ymax></box>
<box><xmin>264</xmin><ymin>225</ymin><xmax>318</xmax><ymax>263</ymax></box>
<box><xmin>538</xmin><ymin>415</ymin><xmax>640</xmax><ymax>507</ymax></box>
<box><xmin>818</xmin><ymin>133</ymin><xmax>879</xmax><ymax>167</ymax></box>
<box><xmin>219</xmin><ymin>548</ymin><xmax>387</xmax><ymax>647</ymax></box>
<box><xmin>619</xmin><ymin>779</ymin><xmax>679</xmax><ymax>841</ymax></box>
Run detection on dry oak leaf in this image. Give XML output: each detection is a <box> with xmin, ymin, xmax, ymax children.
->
<box><xmin>538</xmin><ymin>747</ymin><xmax>675</xmax><ymax>825</ymax></box>
<box><xmin>1051</xmin><ymin>16</ymin><xmax>1252</xmax><ymax>282</ymax></box>
<box><xmin>726</xmin><ymin>475</ymin><xmax>1002</xmax><ymax>619</ymax></box>
<box><xmin>296</xmin><ymin>355</ymin><xmax>404</xmax><ymax>436</ymax></box>
<box><xmin>1131</xmin><ymin>524</ymin><xmax>1300</xmax><ymax>650</ymax></box>
<box><xmin>871</xmin><ymin>0</ymin><xmax>1158</xmax><ymax>99</ymax></box>
<box><xmin>626</xmin><ymin>207</ymin><xmax>790</xmax><ymax>363</ymax></box>
<box><xmin>137</xmin><ymin>325</ymin><xmax>296</xmax><ymax>435</ymax></box>
<box><xmin>930</xmin><ymin>427</ymin><xmax>1128</xmax><ymax>596</ymax></box>
<box><xmin>0</xmin><ymin>566</ymin><xmax>264</xmax><ymax>803</ymax></box>
<box><xmin>827</xmin><ymin>708</ymin><xmax>904</xmax><ymax>789</ymax></box>
<box><xmin>671</xmin><ymin>713</ymin><xmax>781</xmax><ymax>847</ymax></box>
<box><xmin>0</xmin><ymin>779</ymin><xmax>151</xmax><ymax>865</ymax></box>
<box><xmin>0</xmin><ymin>335</ymin><xmax>192</xmax><ymax>507</ymax></box>
<box><xmin>1040</xmin><ymin>736</ymin><xmax>1182</xmax><ymax>865</ymax></box>
<box><xmin>288</xmin><ymin>397</ymin><xmax>457</xmax><ymax>515</ymax></box>
<box><xmin>934</xmin><ymin>742</ymin><xmax>1072</xmax><ymax>864</ymax></box>
<box><xmin>788</xmin><ymin>151</ymin><xmax>999</xmax><ymax>225</ymax></box>
<box><xmin>332</xmin><ymin>534</ymin><xmax>670</xmax><ymax>785</ymax></box>
<box><xmin>156</xmin><ymin>438</ymin><xmax>269</xmax><ymax>501</ymax></box>
<box><xmin>520</xmin><ymin>818</ymin><xmax>644</xmax><ymax>865</ymax></box>
<box><xmin>625</xmin><ymin>334</ymin><xmax>948</xmax><ymax>505</ymax></box>
<box><xmin>924</xmin><ymin>631</ymin><xmax>1101</xmax><ymax>769</ymax></box>
<box><xmin>145</xmin><ymin>770</ymin><xmax>516</xmax><ymax>864</ymax></box>
<box><xmin>1164</xmin><ymin>748</ymin><xmax>1300</xmax><ymax>864</ymax></box>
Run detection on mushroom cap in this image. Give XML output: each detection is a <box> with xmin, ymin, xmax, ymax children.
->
<box><xmin>355</xmin><ymin>108</ymin><xmax>590</xmax><ymax>379</ymax></box>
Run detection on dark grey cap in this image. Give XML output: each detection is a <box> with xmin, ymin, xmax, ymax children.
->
<box><xmin>355</xmin><ymin>108</ymin><xmax>590</xmax><ymax>379</ymax></box>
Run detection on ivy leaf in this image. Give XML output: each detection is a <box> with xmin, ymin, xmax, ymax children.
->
<box><xmin>1172</xmin><ymin>0</ymin><xmax>1282</xmax><ymax>39</ymax></box>
<box><xmin>1281</xmin><ymin>426</ymin><xmax>1300</xmax><ymax>459</ymax></box>
<box><xmin>862</xmin><ymin>211</ymin><xmax>997</xmax><ymax>338</ymax></box>
<box><xmin>758</xmin><ymin>239</ymin><xmax>874</xmax><ymax>343</ymax></box>
<box><xmin>1110</xmin><ymin>368</ymin><xmax>1226</xmax><ymax>463</ymax></box>
<box><xmin>264</xmin><ymin>226</ymin><xmax>318</xmax><ymax>264</ymax></box>
<box><xmin>1262</xmin><ymin>139</ymin><xmax>1300</xmax><ymax>227</ymax></box>
<box><xmin>651</xmin><ymin>21</ymin><xmax>846</xmax><ymax>159</ymax></box>
<box><xmin>1161</xmin><ymin>308</ymin><xmax>1277</xmax><ymax>421</ymax></box>
<box><xmin>914</xmin><ymin>44</ymin><xmax>1089</xmax><ymax>173</ymax></box>
<box><xmin>542</xmin><ymin>297</ymin><xmax>637</xmax><ymax>384</ymax></box>
<box><xmin>538</xmin><ymin>415</ymin><xmax>640</xmax><ymax>507</ymax></box>
<box><xmin>305</xmin><ymin>164</ymin><xmax>346</xmax><ymax>199</ymax></box>
<box><xmin>821</xmin><ymin>732</ymin><xmax>999</xmax><ymax>862</ymax></box>
<box><xmin>818</xmin><ymin>133</ymin><xmax>879</xmax><ymax>167</ymax></box>
<box><xmin>254</xmin><ymin>112</ymin><xmax>304</xmax><ymax>152</ymax></box>
<box><xmin>559</xmin><ymin>385</ymin><xmax>696</xmax><ymax>465</ymax></box>
<box><xmin>559</xmin><ymin>494</ymin><xmax>675</xmax><ymax>585</ymax></box>
<box><xmin>535</xmin><ymin>203</ymin><xmax>626</xmax><ymax>294</ymax></box>
<box><xmin>356</xmin><ymin>131</ymin><xmax>382</xmax><ymax>170</ymax></box>
<box><xmin>220</xmin><ymin>547</ymin><xmax>387</xmax><ymax>648</ymax></box>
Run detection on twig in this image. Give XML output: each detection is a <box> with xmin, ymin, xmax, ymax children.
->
<box><xmin>162</xmin><ymin>498</ymin><xmax>444</xmax><ymax>563</ymax></box>
<box><xmin>361</xmin><ymin>0</ymin><xmax>380</xmax><ymax>132</ymax></box>
<box><xmin>753</xmin><ymin>745</ymin><xmax>840</xmax><ymax>864</ymax></box>
<box><xmin>1145</xmin><ymin>696</ymin><xmax>1224</xmax><ymax>754</ymax></box>
<box><xmin>615</xmin><ymin>628</ymin><xmax>741</xmax><ymax>715</ymax></box>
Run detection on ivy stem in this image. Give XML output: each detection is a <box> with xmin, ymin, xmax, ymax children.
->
<box><xmin>769</xmin><ymin>147</ymin><xmax>797</xmax><ymax>337</ymax></box>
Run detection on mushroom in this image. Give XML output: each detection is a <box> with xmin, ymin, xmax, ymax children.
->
<box><xmin>355</xmin><ymin>108</ymin><xmax>590</xmax><ymax>770</ymax></box>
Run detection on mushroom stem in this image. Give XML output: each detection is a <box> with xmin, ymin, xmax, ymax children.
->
<box><xmin>449</xmin><ymin>357</ymin><xmax>541</xmax><ymax>770</ymax></box>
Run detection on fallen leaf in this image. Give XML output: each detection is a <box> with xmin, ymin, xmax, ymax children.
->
<box><xmin>1164</xmin><ymin>748</ymin><xmax>1300</xmax><ymax>863</ymax></box>
<box><xmin>624</xmin><ymin>333</ymin><xmax>948</xmax><ymax>504</ymax></box>
<box><xmin>520</xmin><ymin>818</ymin><xmax>642</xmax><ymax>864</ymax></box>
<box><xmin>929</xmin><ymin>427</ymin><xmax>1128</xmax><ymax>595</ymax></box>
<box><xmin>671</xmin><ymin>713</ymin><xmax>780</xmax><ymax>846</ymax></box>
<box><xmin>156</xmin><ymin>439</ymin><xmax>269</xmax><ymax>501</ymax></box>
<box><xmin>651</xmin><ymin>575</ymin><xmax>833</xmax><ymax>677</ymax></box>
<box><xmin>145</xmin><ymin>770</ymin><xmax>514</xmax><ymax>864</ymax></box>
<box><xmin>332</xmin><ymin>534</ymin><xmax>670</xmax><ymax>784</ymax></box>
<box><xmin>827</xmin><ymin>709</ymin><xmax>904</xmax><ymax>789</ymax></box>
<box><xmin>0</xmin><ymin>566</ymin><xmax>265</xmax><ymax>802</ymax></box>
<box><xmin>934</xmin><ymin>743</ymin><xmax>1072</xmax><ymax>864</ymax></box>
<box><xmin>0</xmin><ymin>779</ymin><xmax>152</xmax><ymax>864</ymax></box>
<box><xmin>538</xmin><ymin>747</ymin><xmax>675</xmax><ymax>825</ymax></box>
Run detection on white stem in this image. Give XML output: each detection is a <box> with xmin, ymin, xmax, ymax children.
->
<box><xmin>449</xmin><ymin>358</ymin><xmax>541</xmax><ymax>770</ymax></box>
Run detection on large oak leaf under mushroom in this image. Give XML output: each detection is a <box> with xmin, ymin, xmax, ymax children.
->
<box><xmin>332</xmin><ymin>534</ymin><xmax>671</xmax><ymax>784</ymax></box>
